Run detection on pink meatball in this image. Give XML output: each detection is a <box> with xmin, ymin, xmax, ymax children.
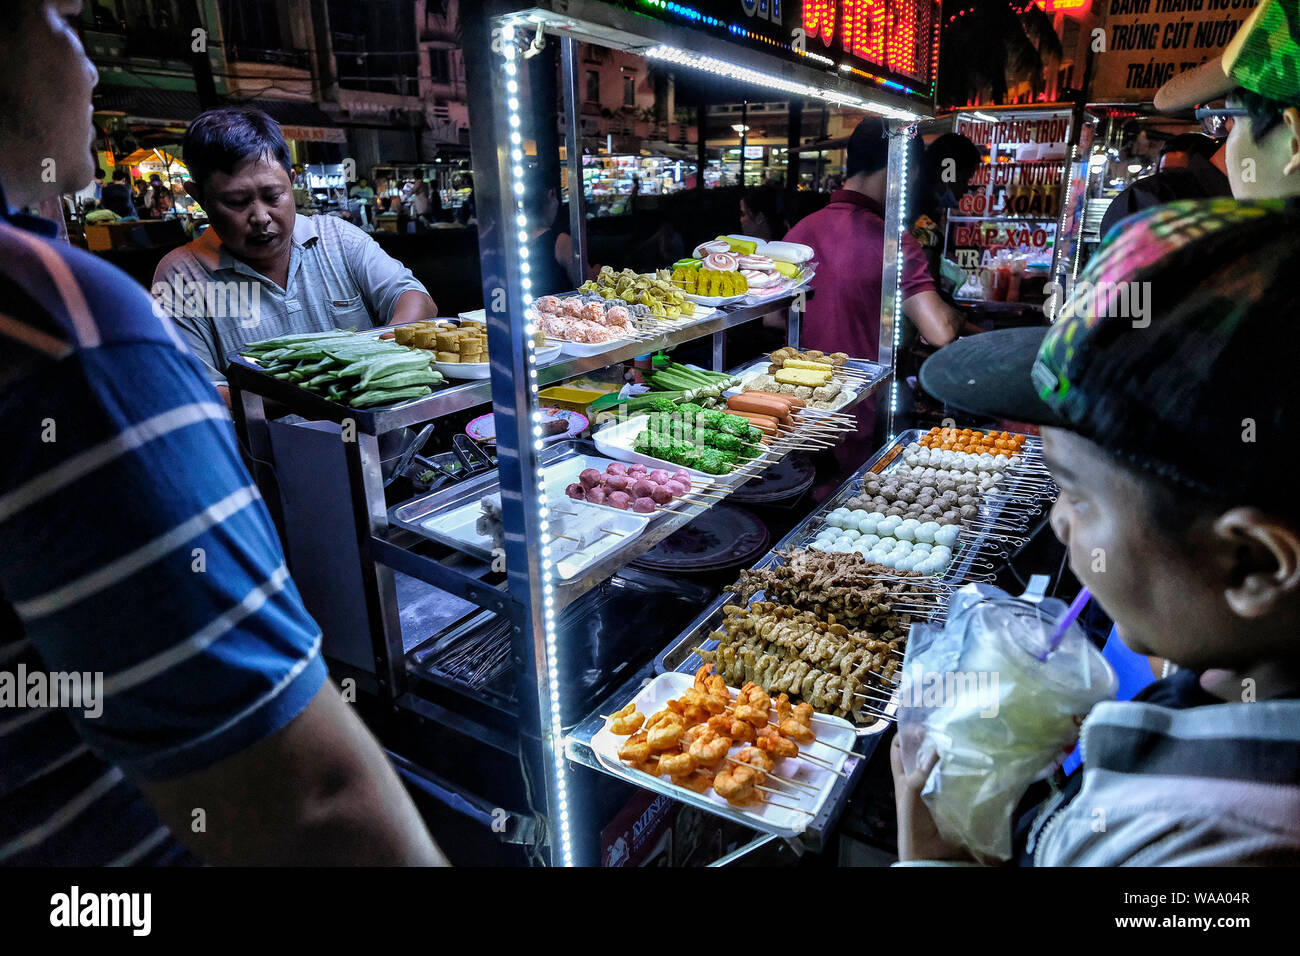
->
<box><xmin>606</xmin><ymin>463</ymin><xmax>628</xmax><ymax>476</ymax></box>
<box><xmin>628</xmin><ymin>463</ymin><xmax>648</xmax><ymax>476</ymax></box>
<box><xmin>579</xmin><ymin>468</ymin><xmax>601</xmax><ymax>489</ymax></box>
<box><xmin>607</xmin><ymin>491</ymin><xmax>631</xmax><ymax>510</ymax></box>
<box><xmin>565</xmin><ymin>483</ymin><xmax>586</xmax><ymax>500</ymax></box>
<box><xmin>630</xmin><ymin>478</ymin><xmax>656</xmax><ymax>499</ymax></box>
<box><xmin>648</xmin><ymin>469</ymin><xmax>671</xmax><ymax>484</ymax></box>
<box><xmin>632</xmin><ymin>496</ymin><xmax>657</xmax><ymax>514</ymax></box>
<box><xmin>585</xmin><ymin>486</ymin><xmax>608</xmax><ymax>506</ymax></box>
<box><xmin>663</xmin><ymin>480</ymin><xmax>687</xmax><ymax>497</ymax></box>
<box><xmin>672</xmin><ymin>469</ymin><xmax>691</xmax><ymax>483</ymax></box>
<box><xmin>650</xmin><ymin>486</ymin><xmax>674</xmax><ymax>505</ymax></box>
<box><xmin>605</xmin><ymin>474</ymin><xmax>630</xmax><ymax>491</ymax></box>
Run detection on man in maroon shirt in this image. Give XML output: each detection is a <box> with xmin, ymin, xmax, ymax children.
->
<box><xmin>786</xmin><ymin>117</ymin><xmax>962</xmax><ymax>361</ymax></box>
<box><xmin>787</xmin><ymin>118</ymin><xmax>966</xmax><ymax>500</ymax></box>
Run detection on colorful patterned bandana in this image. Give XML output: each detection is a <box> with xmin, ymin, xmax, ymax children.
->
<box><xmin>1030</xmin><ymin>198</ymin><xmax>1297</xmax><ymax>497</ymax></box>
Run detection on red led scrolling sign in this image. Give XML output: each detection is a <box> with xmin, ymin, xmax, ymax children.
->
<box><xmin>801</xmin><ymin>0</ymin><xmax>932</xmax><ymax>80</ymax></box>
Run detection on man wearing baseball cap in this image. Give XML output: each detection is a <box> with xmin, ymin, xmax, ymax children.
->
<box><xmin>1154</xmin><ymin>0</ymin><xmax>1300</xmax><ymax>199</ymax></box>
<box><xmin>891</xmin><ymin>199</ymin><xmax>1300</xmax><ymax>864</ymax></box>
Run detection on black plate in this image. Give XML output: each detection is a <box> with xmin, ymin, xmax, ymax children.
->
<box><xmin>727</xmin><ymin>453</ymin><xmax>817</xmax><ymax>504</ymax></box>
<box><xmin>631</xmin><ymin>504</ymin><xmax>770</xmax><ymax>573</ymax></box>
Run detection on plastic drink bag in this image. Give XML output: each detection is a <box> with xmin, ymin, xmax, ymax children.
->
<box><xmin>896</xmin><ymin>582</ymin><xmax>1117</xmax><ymax>863</ymax></box>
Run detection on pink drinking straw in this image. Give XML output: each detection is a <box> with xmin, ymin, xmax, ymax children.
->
<box><xmin>1039</xmin><ymin>587</ymin><xmax>1092</xmax><ymax>661</ymax></box>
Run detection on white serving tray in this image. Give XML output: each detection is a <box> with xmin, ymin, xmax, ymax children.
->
<box><xmin>592</xmin><ymin>414</ymin><xmax>738</xmax><ymax>480</ymax></box>
<box><xmin>590</xmin><ymin>671</ymin><xmax>858</xmax><ymax>839</ymax></box>
<box><xmin>414</xmin><ymin>454</ymin><xmax>649</xmax><ymax>581</ymax></box>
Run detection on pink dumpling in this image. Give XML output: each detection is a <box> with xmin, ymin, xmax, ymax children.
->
<box><xmin>650</xmin><ymin>486</ymin><xmax>674</xmax><ymax>505</ymax></box>
<box><xmin>565</xmin><ymin>483</ymin><xmax>586</xmax><ymax>500</ymax></box>
<box><xmin>579</xmin><ymin>468</ymin><xmax>602</xmax><ymax>489</ymax></box>
<box><xmin>648</xmin><ymin>469</ymin><xmax>671</xmax><ymax>484</ymax></box>
<box><xmin>606</xmin><ymin>463</ymin><xmax>628</xmax><ymax>476</ymax></box>
<box><xmin>632</xmin><ymin>496</ymin><xmax>657</xmax><ymax>514</ymax></box>
<box><xmin>607</xmin><ymin>491</ymin><xmax>631</xmax><ymax>510</ymax></box>
<box><xmin>585</xmin><ymin>486</ymin><xmax>608</xmax><ymax>505</ymax></box>
<box><xmin>630</xmin><ymin>478</ymin><xmax>656</xmax><ymax>499</ymax></box>
<box><xmin>605</xmin><ymin>474</ymin><xmax>630</xmax><ymax>491</ymax></box>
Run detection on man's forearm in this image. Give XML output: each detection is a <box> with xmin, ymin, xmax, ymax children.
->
<box><xmin>388</xmin><ymin>290</ymin><xmax>438</xmax><ymax>325</ymax></box>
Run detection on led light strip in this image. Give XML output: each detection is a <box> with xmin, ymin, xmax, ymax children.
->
<box><xmin>641</xmin><ymin>45</ymin><xmax>920</xmax><ymax>121</ymax></box>
<box><xmin>889</xmin><ymin>126</ymin><xmax>911</xmax><ymax>440</ymax></box>
<box><xmin>500</xmin><ymin>23</ymin><xmax>573</xmax><ymax>867</ymax></box>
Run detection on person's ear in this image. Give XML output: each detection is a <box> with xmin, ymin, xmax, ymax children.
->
<box><xmin>183</xmin><ymin>180</ymin><xmax>202</xmax><ymax>205</ymax></box>
<box><xmin>1213</xmin><ymin>507</ymin><xmax>1300</xmax><ymax>618</ymax></box>
<box><xmin>1282</xmin><ymin>107</ymin><xmax>1300</xmax><ymax>177</ymax></box>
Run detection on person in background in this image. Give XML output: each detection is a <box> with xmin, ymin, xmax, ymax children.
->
<box><xmin>738</xmin><ymin>186</ymin><xmax>787</xmax><ymax>241</ymax></box>
<box><xmin>154</xmin><ymin>107</ymin><xmax>439</xmax><ymax>405</ymax></box>
<box><xmin>1098</xmin><ymin>133</ymin><xmax>1231</xmax><ymax>239</ymax></box>
<box><xmin>349</xmin><ymin>176</ymin><xmax>376</xmax><ymax>201</ymax></box>
<box><xmin>0</xmin><ymin>0</ymin><xmax>447</xmax><ymax>867</ymax></box>
<box><xmin>1154</xmin><ymin>0</ymin><xmax>1300</xmax><ymax>202</ymax></box>
<box><xmin>411</xmin><ymin>179</ymin><xmax>443</xmax><ymax>227</ymax></box>
<box><xmin>132</xmin><ymin>176</ymin><xmax>149</xmax><ymax>209</ymax></box>
<box><xmin>910</xmin><ymin>133</ymin><xmax>982</xmax><ymax>280</ymax></box>
<box><xmin>906</xmin><ymin>199</ymin><xmax>1300</xmax><ymax>866</ymax></box>
<box><xmin>784</xmin><ymin>117</ymin><xmax>964</xmax><ymax>363</ymax></box>
<box><xmin>74</xmin><ymin>165</ymin><xmax>104</xmax><ymax>208</ymax></box>
<box><xmin>525</xmin><ymin>185</ymin><xmax>582</xmax><ymax>295</ymax></box>
<box><xmin>99</xmin><ymin>166</ymin><xmax>138</xmax><ymax>219</ymax></box>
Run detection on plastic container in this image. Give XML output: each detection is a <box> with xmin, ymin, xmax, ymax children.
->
<box><xmin>538</xmin><ymin>384</ymin><xmax>618</xmax><ymax>418</ymax></box>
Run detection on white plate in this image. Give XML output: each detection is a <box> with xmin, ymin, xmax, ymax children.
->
<box><xmin>732</xmin><ymin>364</ymin><xmax>857</xmax><ymax>415</ymax></box>
<box><xmin>416</xmin><ymin>455</ymin><xmax>649</xmax><ymax>581</ymax></box>
<box><xmin>457</xmin><ymin>309</ymin><xmax>487</xmax><ymax>323</ymax></box>
<box><xmin>593</xmin><ymin>414</ymin><xmax>745</xmax><ymax>480</ymax></box>
<box><xmin>683</xmin><ymin>291</ymin><xmax>747</xmax><ymax>308</ymax></box>
<box><xmin>434</xmin><ymin>343</ymin><xmax>562</xmax><ymax>379</ymax></box>
<box><xmin>590</xmin><ymin>671</ymin><xmax>857</xmax><ymax>838</ymax></box>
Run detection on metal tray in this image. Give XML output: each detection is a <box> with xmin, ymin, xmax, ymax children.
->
<box><xmin>651</xmin><ymin>427</ymin><xmax>1055</xmax><ymax>736</ymax></box>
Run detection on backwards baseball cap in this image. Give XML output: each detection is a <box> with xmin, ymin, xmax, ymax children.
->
<box><xmin>1154</xmin><ymin>0</ymin><xmax>1300</xmax><ymax>111</ymax></box>
<box><xmin>919</xmin><ymin>198</ymin><xmax>1300</xmax><ymax>501</ymax></box>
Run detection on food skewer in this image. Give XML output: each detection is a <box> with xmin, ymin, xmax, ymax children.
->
<box><xmin>722</xmin><ymin>755</ymin><xmax>818</xmax><ymax>794</ymax></box>
<box><xmin>751</xmin><ymin>784</ymin><xmax>816</xmax><ymax>812</ymax></box>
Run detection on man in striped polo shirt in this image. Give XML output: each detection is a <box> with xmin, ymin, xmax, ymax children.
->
<box><xmin>0</xmin><ymin>1</ymin><xmax>447</xmax><ymax>866</ymax></box>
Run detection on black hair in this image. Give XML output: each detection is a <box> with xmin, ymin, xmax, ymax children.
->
<box><xmin>1235</xmin><ymin>87</ymin><xmax>1298</xmax><ymax>143</ymax></box>
<box><xmin>182</xmin><ymin>107</ymin><xmax>292</xmax><ymax>194</ymax></box>
<box><xmin>94</xmin><ymin>167</ymin><xmax>106</xmax><ymax>179</ymax></box>
<box><xmin>741</xmin><ymin>186</ymin><xmax>787</xmax><ymax>234</ymax></box>
<box><xmin>846</xmin><ymin>117</ymin><xmax>890</xmax><ymax>179</ymax></box>
<box><xmin>925</xmin><ymin>133</ymin><xmax>982</xmax><ymax>186</ymax></box>
<box><xmin>111</xmin><ymin>167</ymin><xmax>128</xmax><ymax>182</ymax></box>
<box><xmin>1160</xmin><ymin>133</ymin><xmax>1221</xmax><ymax>161</ymax></box>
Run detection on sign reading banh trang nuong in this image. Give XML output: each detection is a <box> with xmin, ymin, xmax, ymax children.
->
<box><xmin>1091</xmin><ymin>0</ymin><xmax>1258</xmax><ymax>102</ymax></box>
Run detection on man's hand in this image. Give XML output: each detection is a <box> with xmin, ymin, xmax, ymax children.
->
<box><xmin>890</xmin><ymin>734</ymin><xmax>969</xmax><ymax>862</ymax></box>
<box><xmin>903</xmin><ymin>290</ymin><xmax>963</xmax><ymax>348</ymax></box>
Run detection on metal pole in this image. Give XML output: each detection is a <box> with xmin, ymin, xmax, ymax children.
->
<box><xmin>561</xmin><ymin>37</ymin><xmax>590</xmax><ymax>284</ymax></box>
<box><xmin>739</xmin><ymin>100</ymin><xmax>747</xmax><ymax>188</ymax></box>
<box><xmin>879</xmin><ymin>121</ymin><xmax>912</xmax><ymax>441</ymax></box>
<box><xmin>463</xmin><ymin>1</ymin><xmax>564</xmax><ymax>865</ymax></box>
<box><xmin>696</xmin><ymin>97</ymin><xmax>707</xmax><ymax>192</ymax></box>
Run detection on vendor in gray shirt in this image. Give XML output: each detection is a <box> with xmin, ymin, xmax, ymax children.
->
<box><xmin>153</xmin><ymin>107</ymin><xmax>439</xmax><ymax>405</ymax></box>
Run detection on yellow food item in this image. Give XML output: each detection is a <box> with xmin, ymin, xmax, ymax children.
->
<box><xmin>434</xmin><ymin>331</ymin><xmax>460</xmax><ymax>351</ymax></box>
<box><xmin>394</xmin><ymin>327</ymin><xmax>417</xmax><ymax>346</ymax></box>
<box><xmin>783</xmin><ymin>357</ymin><xmax>835</xmax><ymax>371</ymax></box>
<box><xmin>773</xmin><ymin>261</ymin><xmax>800</xmax><ymax>278</ymax></box>
<box><xmin>775</xmin><ymin>367</ymin><xmax>832</xmax><ymax>387</ymax></box>
<box><xmin>435</xmin><ymin>351</ymin><xmax>459</xmax><ymax>363</ymax></box>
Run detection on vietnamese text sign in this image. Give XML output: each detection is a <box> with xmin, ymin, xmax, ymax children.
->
<box><xmin>1092</xmin><ymin>0</ymin><xmax>1258</xmax><ymax>102</ymax></box>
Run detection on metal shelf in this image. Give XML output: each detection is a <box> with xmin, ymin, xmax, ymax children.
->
<box><xmin>226</xmin><ymin>293</ymin><xmax>804</xmax><ymax>435</ymax></box>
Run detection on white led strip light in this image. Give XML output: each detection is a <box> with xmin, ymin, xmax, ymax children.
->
<box><xmin>500</xmin><ymin>23</ymin><xmax>573</xmax><ymax>867</ymax></box>
<box><xmin>889</xmin><ymin>126</ymin><xmax>911</xmax><ymax>440</ymax></box>
<box><xmin>642</xmin><ymin>45</ymin><xmax>920</xmax><ymax>121</ymax></box>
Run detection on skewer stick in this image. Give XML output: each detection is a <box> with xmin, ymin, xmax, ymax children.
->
<box><xmin>724</xmin><ymin>756</ymin><xmax>818</xmax><ymax>794</ymax></box>
<box><xmin>802</xmin><ymin>736</ymin><xmax>858</xmax><ymax>757</ymax></box>
<box><xmin>751</xmin><ymin>784</ymin><xmax>815</xmax><ymax>811</ymax></box>
<box><xmin>600</xmin><ymin>527</ymin><xmax>628</xmax><ymax>537</ymax></box>
<box><xmin>792</xmin><ymin>749</ymin><xmax>848</xmax><ymax>776</ymax></box>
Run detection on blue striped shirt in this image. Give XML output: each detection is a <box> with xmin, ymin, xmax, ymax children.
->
<box><xmin>0</xmin><ymin>184</ymin><xmax>327</xmax><ymax>865</ymax></box>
